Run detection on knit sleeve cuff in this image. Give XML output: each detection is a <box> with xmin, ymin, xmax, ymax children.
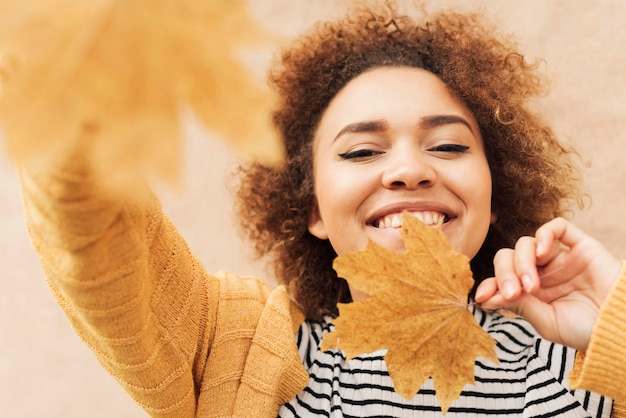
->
<box><xmin>571</xmin><ymin>260</ymin><xmax>626</xmax><ymax>402</ymax></box>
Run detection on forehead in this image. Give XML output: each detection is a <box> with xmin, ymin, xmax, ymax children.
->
<box><xmin>315</xmin><ymin>66</ymin><xmax>479</xmax><ymax>136</ymax></box>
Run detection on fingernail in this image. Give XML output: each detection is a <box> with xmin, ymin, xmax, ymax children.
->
<box><xmin>502</xmin><ymin>282</ymin><xmax>516</xmax><ymax>299</ymax></box>
<box><xmin>522</xmin><ymin>274</ymin><xmax>536</xmax><ymax>292</ymax></box>
<box><xmin>521</xmin><ymin>274</ymin><xmax>534</xmax><ymax>292</ymax></box>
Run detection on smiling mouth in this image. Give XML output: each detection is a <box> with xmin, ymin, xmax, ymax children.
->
<box><xmin>373</xmin><ymin>211</ymin><xmax>448</xmax><ymax>229</ymax></box>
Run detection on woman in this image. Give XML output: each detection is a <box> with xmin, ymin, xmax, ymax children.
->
<box><xmin>17</xmin><ymin>1</ymin><xmax>625</xmax><ymax>416</ymax></box>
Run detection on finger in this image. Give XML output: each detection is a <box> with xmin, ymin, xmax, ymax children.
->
<box><xmin>477</xmin><ymin>284</ymin><xmax>508</xmax><ymax>312</ymax></box>
<box><xmin>479</xmin><ymin>292</ymin><xmax>507</xmax><ymax>312</ymax></box>
<box><xmin>493</xmin><ymin>248</ymin><xmax>523</xmax><ymax>300</ymax></box>
<box><xmin>534</xmin><ymin>218</ymin><xmax>595</xmax><ymax>288</ymax></box>
<box><xmin>513</xmin><ymin>236</ymin><xmax>540</xmax><ymax>293</ymax></box>
<box><xmin>534</xmin><ymin>218</ymin><xmax>565</xmax><ymax>259</ymax></box>
<box><xmin>535</xmin><ymin>217</ymin><xmax>590</xmax><ymax>260</ymax></box>
<box><xmin>474</xmin><ymin>277</ymin><xmax>498</xmax><ymax>303</ymax></box>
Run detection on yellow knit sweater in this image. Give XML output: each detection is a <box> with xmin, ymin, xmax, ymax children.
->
<box><xmin>19</xmin><ymin>161</ymin><xmax>626</xmax><ymax>417</ymax></box>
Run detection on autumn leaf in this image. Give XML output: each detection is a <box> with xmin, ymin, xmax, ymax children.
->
<box><xmin>0</xmin><ymin>0</ymin><xmax>283</xmax><ymax>187</ymax></box>
<box><xmin>321</xmin><ymin>212</ymin><xmax>499</xmax><ymax>414</ymax></box>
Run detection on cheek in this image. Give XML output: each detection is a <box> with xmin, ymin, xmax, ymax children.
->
<box><xmin>315</xmin><ymin>166</ymin><xmax>365</xmax><ymax>216</ymax></box>
<box><xmin>458</xmin><ymin>161</ymin><xmax>492</xmax><ymax>206</ymax></box>
<box><xmin>468</xmin><ymin>171</ymin><xmax>492</xmax><ymax>253</ymax></box>
<box><xmin>452</xmin><ymin>164</ymin><xmax>492</xmax><ymax>256</ymax></box>
<box><xmin>467</xmin><ymin>171</ymin><xmax>493</xmax><ymax>229</ymax></box>
<box><xmin>470</xmin><ymin>177</ymin><xmax>492</xmax><ymax>213</ymax></box>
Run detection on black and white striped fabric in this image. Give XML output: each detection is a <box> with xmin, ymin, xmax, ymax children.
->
<box><xmin>278</xmin><ymin>307</ymin><xmax>612</xmax><ymax>417</ymax></box>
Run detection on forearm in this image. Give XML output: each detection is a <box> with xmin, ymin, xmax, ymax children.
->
<box><xmin>20</xmin><ymin>157</ymin><xmax>153</xmax><ymax>339</ymax></box>
<box><xmin>20</xmin><ymin>159</ymin><xmax>213</xmax><ymax>416</ymax></box>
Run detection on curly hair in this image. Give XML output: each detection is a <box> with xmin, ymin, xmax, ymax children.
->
<box><xmin>234</xmin><ymin>1</ymin><xmax>584</xmax><ymax>320</ymax></box>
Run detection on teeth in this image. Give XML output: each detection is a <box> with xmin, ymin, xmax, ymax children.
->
<box><xmin>375</xmin><ymin>211</ymin><xmax>445</xmax><ymax>229</ymax></box>
<box><xmin>413</xmin><ymin>212</ymin><xmax>425</xmax><ymax>223</ymax></box>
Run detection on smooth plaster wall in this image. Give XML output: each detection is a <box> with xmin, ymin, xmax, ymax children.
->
<box><xmin>2</xmin><ymin>1</ymin><xmax>626</xmax><ymax>416</ymax></box>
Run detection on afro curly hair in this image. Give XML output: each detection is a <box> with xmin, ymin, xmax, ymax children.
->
<box><xmin>234</xmin><ymin>1</ymin><xmax>584</xmax><ymax>321</ymax></box>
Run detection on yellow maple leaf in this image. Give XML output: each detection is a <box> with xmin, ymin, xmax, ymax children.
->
<box><xmin>321</xmin><ymin>212</ymin><xmax>499</xmax><ymax>414</ymax></box>
<box><xmin>0</xmin><ymin>0</ymin><xmax>283</xmax><ymax>186</ymax></box>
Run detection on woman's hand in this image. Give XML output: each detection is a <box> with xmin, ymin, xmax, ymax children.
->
<box><xmin>474</xmin><ymin>217</ymin><xmax>621</xmax><ymax>352</ymax></box>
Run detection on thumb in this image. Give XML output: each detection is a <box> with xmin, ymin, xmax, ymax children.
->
<box><xmin>503</xmin><ymin>294</ymin><xmax>556</xmax><ymax>336</ymax></box>
<box><xmin>479</xmin><ymin>290</ymin><xmax>555</xmax><ymax>336</ymax></box>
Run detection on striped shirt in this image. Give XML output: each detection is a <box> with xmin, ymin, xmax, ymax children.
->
<box><xmin>278</xmin><ymin>307</ymin><xmax>612</xmax><ymax>417</ymax></box>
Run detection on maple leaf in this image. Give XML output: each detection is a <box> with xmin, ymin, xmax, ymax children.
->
<box><xmin>321</xmin><ymin>212</ymin><xmax>499</xmax><ymax>414</ymax></box>
<box><xmin>0</xmin><ymin>0</ymin><xmax>283</xmax><ymax>187</ymax></box>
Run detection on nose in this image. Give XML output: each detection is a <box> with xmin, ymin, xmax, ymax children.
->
<box><xmin>381</xmin><ymin>150</ymin><xmax>436</xmax><ymax>189</ymax></box>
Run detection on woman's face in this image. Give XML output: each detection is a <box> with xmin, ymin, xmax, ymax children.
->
<box><xmin>308</xmin><ymin>66</ymin><xmax>492</xmax><ymax>260</ymax></box>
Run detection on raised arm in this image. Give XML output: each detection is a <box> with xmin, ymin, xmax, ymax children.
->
<box><xmin>19</xmin><ymin>147</ymin><xmax>216</xmax><ymax>416</ymax></box>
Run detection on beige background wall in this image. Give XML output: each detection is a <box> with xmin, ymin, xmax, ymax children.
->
<box><xmin>2</xmin><ymin>1</ymin><xmax>625</xmax><ymax>416</ymax></box>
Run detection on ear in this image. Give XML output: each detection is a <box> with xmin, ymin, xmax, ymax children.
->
<box><xmin>308</xmin><ymin>200</ymin><xmax>329</xmax><ymax>240</ymax></box>
<box><xmin>490</xmin><ymin>212</ymin><xmax>497</xmax><ymax>224</ymax></box>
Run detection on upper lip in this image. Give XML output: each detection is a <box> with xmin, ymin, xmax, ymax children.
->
<box><xmin>366</xmin><ymin>201</ymin><xmax>456</xmax><ymax>226</ymax></box>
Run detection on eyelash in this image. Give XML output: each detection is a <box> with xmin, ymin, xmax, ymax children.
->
<box><xmin>338</xmin><ymin>144</ymin><xmax>469</xmax><ymax>160</ymax></box>
<box><xmin>338</xmin><ymin>149</ymin><xmax>381</xmax><ymax>160</ymax></box>
<box><xmin>430</xmin><ymin>144</ymin><xmax>470</xmax><ymax>153</ymax></box>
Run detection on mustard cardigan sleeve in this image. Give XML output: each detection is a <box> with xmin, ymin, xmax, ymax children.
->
<box><xmin>571</xmin><ymin>261</ymin><xmax>626</xmax><ymax>413</ymax></box>
<box><xmin>19</xmin><ymin>159</ymin><xmax>307</xmax><ymax>417</ymax></box>
<box><xmin>19</xmin><ymin>161</ymin><xmax>215</xmax><ymax>415</ymax></box>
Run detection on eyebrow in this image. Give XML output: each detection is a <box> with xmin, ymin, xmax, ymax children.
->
<box><xmin>333</xmin><ymin>120</ymin><xmax>388</xmax><ymax>142</ymax></box>
<box><xmin>420</xmin><ymin>115</ymin><xmax>474</xmax><ymax>134</ymax></box>
<box><xmin>333</xmin><ymin>114</ymin><xmax>474</xmax><ymax>142</ymax></box>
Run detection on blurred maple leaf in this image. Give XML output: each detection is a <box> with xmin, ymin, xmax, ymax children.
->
<box><xmin>321</xmin><ymin>212</ymin><xmax>499</xmax><ymax>414</ymax></box>
<box><xmin>0</xmin><ymin>0</ymin><xmax>283</xmax><ymax>186</ymax></box>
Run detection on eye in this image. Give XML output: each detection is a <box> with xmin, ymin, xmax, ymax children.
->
<box><xmin>429</xmin><ymin>144</ymin><xmax>470</xmax><ymax>153</ymax></box>
<box><xmin>338</xmin><ymin>149</ymin><xmax>383</xmax><ymax>160</ymax></box>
